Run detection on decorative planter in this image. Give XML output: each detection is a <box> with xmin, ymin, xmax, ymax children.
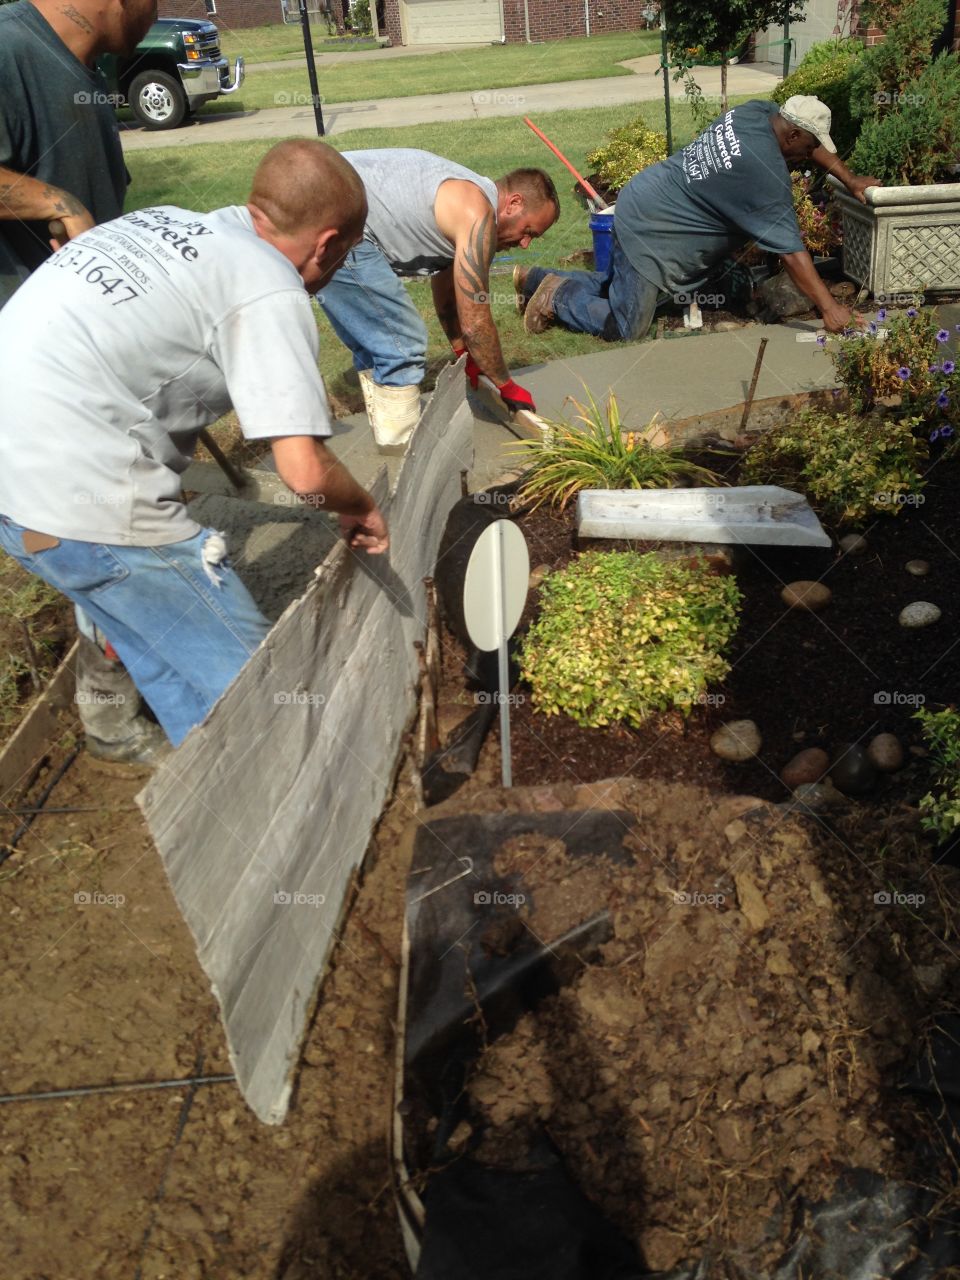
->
<box><xmin>827</xmin><ymin>175</ymin><xmax>960</xmax><ymax>297</ymax></box>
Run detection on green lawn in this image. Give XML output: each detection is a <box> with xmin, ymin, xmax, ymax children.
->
<box><xmin>200</xmin><ymin>31</ymin><xmax>660</xmax><ymax>112</ymax></box>
<box><xmin>125</xmin><ymin>99</ymin><xmax>755</xmax><ymax>411</ymax></box>
<box><xmin>218</xmin><ymin>22</ymin><xmax>380</xmax><ymax>64</ymax></box>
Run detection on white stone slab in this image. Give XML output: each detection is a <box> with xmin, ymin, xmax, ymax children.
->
<box><xmin>576</xmin><ymin>485</ymin><xmax>831</xmax><ymax>547</ymax></box>
<box><xmin>138</xmin><ymin>364</ymin><xmax>475</xmax><ymax>1124</ymax></box>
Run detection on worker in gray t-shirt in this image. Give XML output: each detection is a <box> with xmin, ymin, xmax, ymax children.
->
<box><xmin>318</xmin><ymin>149</ymin><xmax>559</xmax><ymax>451</ymax></box>
<box><xmin>516</xmin><ymin>97</ymin><xmax>880</xmax><ymax>342</ymax></box>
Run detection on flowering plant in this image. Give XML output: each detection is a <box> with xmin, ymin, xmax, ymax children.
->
<box><xmin>829</xmin><ymin>307</ymin><xmax>958</xmax><ymax>444</ymax></box>
<box><xmin>792</xmin><ymin>173</ymin><xmax>842</xmax><ymax>257</ymax></box>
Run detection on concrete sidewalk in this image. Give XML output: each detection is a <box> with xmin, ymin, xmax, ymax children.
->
<box><xmin>119</xmin><ymin>58</ymin><xmax>781</xmax><ymax>151</ymax></box>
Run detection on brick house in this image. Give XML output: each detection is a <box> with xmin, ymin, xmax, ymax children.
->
<box><xmin>379</xmin><ymin>0</ymin><xmax>656</xmax><ymax>47</ymax></box>
<box><xmin>753</xmin><ymin>0</ymin><xmax>960</xmax><ymax>69</ymax></box>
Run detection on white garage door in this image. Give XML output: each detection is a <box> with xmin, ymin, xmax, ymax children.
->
<box><xmin>400</xmin><ymin>0</ymin><xmax>503</xmax><ymax>45</ymax></box>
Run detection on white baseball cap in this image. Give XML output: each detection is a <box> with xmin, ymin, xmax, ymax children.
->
<box><xmin>779</xmin><ymin>94</ymin><xmax>837</xmax><ymax>153</ymax></box>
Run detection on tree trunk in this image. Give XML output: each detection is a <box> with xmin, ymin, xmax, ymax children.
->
<box><xmin>721</xmin><ymin>57</ymin><xmax>728</xmax><ymax>112</ymax></box>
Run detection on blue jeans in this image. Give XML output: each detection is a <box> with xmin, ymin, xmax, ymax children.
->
<box><xmin>318</xmin><ymin>240</ymin><xmax>428</xmax><ymax>386</ymax></box>
<box><xmin>0</xmin><ymin>517</ymin><xmax>271</xmax><ymax>747</ymax></box>
<box><xmin>524</xmin><ymin>230</ymin><xmax>661</xmax><ymax>341</ymax></box>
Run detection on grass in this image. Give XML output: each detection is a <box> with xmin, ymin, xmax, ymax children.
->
<box><xmin>218</xmin><ymin>22</ymin><xmax>380</xmax><ymax>64</ymax></box>
<box><xmin>125</xmin><ymin>98</ymin><xmax>755</xmax><ymax>415</ymax></box>
<box><xmin>196</xmin><ymin>30</ymin><xmax>660</xmax><ymax>112</ymax></box>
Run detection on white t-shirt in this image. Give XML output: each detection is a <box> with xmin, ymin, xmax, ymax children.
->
<box><xmin>0</xmin><ymin>205</ymin><xmax>332</xmax><ymax>545</ymax></box>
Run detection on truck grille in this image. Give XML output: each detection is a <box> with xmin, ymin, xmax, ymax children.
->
<box><xmin>197</xmin><ymin>26</ymin><xmax>221</xmax><ymax>58</ymax></box>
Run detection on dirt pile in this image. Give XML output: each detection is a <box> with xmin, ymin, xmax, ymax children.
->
<box><xmin>459</xmin><ymin>780</ymin><xmax>959</xmax><ymax>1274</ymax></box>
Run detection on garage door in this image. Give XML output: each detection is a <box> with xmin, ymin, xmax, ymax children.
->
<box><xmin>399</xmin><ymin>0</ymin><xmax>503</xmax><ymax>45</ymax></box>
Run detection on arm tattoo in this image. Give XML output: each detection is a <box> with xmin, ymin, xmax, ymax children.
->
<box><xmin>455</xmin><ymin>210</ymin><xmax>495</xmax><ymax>304</ymax></box>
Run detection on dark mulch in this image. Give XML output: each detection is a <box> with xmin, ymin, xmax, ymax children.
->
<box><xmin>505</xmin><ymin>442</ymin><xmax>960</xmax><ymax>802</ymax></box>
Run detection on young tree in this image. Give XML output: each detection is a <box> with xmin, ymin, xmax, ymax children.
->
<box><xmin>667</xmin><ymin>0</ymin><xmax>808</xmax><ymax>111</ymax></box>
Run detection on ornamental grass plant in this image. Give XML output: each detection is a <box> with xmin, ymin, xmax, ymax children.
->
<box><xmin>511</xmin><ymin>390</ymin><xmax>719</xmax><ymax>512</ymax></box>
<box><xmin>520</xmin><ymin>551</ymin><xmax>741</xmax><ymax>728</ymax></box>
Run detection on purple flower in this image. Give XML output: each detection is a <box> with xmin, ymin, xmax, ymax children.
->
<box><xmin>928</xmin><ymin>364</ymin><xmax>940</xmax><ymax>372</ymax></box>
<box><xmin>868</xmin><ymin>322</ymin><xmax>878</xmax><ymax>334</ymax></box>
<box><xmin>816</xmin><ymin>334</ymin><xmax>827</xmax><ymax>347</ymax></box>
<box><xmin>942</xmin><ymin>424</ymin><xmax>955</xmax><ymax>438</ymax></box>
<box><xmin>938</xmin><ymin>329</ymin><xmax>950</xmax><ymax>343</ymax></box>
<box><xmin>930</xmin><ymin>428</ymin><xmax>941</xmax><ymax>442</ymax></box>
<box><xmin>907</xmin><ymin>308</ymin><xmax>918</xmax><ymax>317</ymax></box>
<box><xmin>877</xmin><ymin>308</ymin><xmax>887</xmax><ymax>320</ymax></box>
<box><xmin>944</xmin><ymin>360</ymin><xmax>956</xmax><ymax>374</ymax></box>
<box><xmin>938</xmin><ymin>390</ymin><xmax>950</xmax><ymax>408</ymax></box>
<box><xmin>897</xmin><ymin>366</ymin><xmax>911</xmax><ymax>379</ymax></box>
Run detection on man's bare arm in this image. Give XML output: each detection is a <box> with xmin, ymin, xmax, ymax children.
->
<box><xmin>430</xmin><ymin>267</ymin><xmax>461</xmax><ymax>345</ymax></box>
<box><xmin>781</xmin><ymin>249</ymin><xmax>852</xmax><ymax>333</ymax></box>
<box><xmin>809</xmin><ymin>145</ymin><xmax>881</xmax><ymax>204</ymax></box>
<box><xmin>451</xmin><ymin>205</ymin><xmax>511</xmax><ymax>386</ymax></box>
<box><xmin>0</xmin><ymin>166</ymin><xmax>95</xmax><ymax>245</ymax></box>
<box><xmin>271</xmin><ymin>436</ymin><xmax>388</xmax><ymax>554</ymax></box>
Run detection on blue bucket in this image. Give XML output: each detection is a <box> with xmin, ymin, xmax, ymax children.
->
<box><xmin>589</xmin><ymin>207</ymin><xmax>615</xmax><ymax>274</ymax></box>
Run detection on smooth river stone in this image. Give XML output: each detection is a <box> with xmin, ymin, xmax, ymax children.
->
<box><xmin>829</xmin><ymin>744</ymin><xmax>878</xmax><ymax>796</ymax></box>
<box><xmin>780</xmin><ymin>747</ymin><xmax>830</xmax><ymax>789</ymax></box>
<box><xmin>710</xmin><ymin>720</ymin><xmax>762</xmax><ymax>763</ymax></box>
<box><xmin>839</xmin><ymin>534</ymin><xmax>868</xmax><ymax>555</ymax></box>
<box><xmin>899</xmin><ymin>601</ymin><xmax>941</xmax><ymax>628</ymax></box>
<box><xmin>905</xmin><ymin>560</ymin><xmax>930</xmax><ymax>577</ymax></box>
<box><xmin>866</xmin><ymin>733</ymin><xmax>905</xmax><ymax>772</ymax></box>
<box><xmin>781</xmin><ymin>580</ymin><xmax>832</xmax><ymax>611</ymax></box>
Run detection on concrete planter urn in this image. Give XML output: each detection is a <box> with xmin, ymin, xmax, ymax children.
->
<box><xmin>827</xmin><ymin>175</ymin><xmax>960</xmax><ymax>298</ymax></box>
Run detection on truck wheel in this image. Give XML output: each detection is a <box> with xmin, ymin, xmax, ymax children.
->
<box><xmin>128</xmin><ymin>70</ymin><xmax>188</xmax><ymax>130</ymax></box>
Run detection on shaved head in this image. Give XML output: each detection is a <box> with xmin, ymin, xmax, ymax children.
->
<box><xmin>249</xmin><ymin>139</ymin><xmax>367</xmax><ymax>239</ymax></box>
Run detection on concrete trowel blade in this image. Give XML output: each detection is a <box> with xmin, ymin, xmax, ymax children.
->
<box><xmin>576</xmin><ymin>485</ymin><xmax>831</xmax><ymax>547</ymax></box>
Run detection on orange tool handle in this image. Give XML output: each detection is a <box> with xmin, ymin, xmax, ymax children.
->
<box><xmin>522</xmin><ymin>117</ymin><xmax>609</xmax><ymax>209</ymax></box>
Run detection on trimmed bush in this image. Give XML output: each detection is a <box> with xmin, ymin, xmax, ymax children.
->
<box><xmin>520</xmin><ymin>551</ymin><xmax>741</xmax><ymax>728</ymax></box>
<box><xmin>585</xmin><ymin>119</ymin><xmax>668</xmax><ymax>194</ymax></box>
<box><xmin>851</xmin><ymin>53</ymin><xmax>960</xmax><ymax>184</ymax></box>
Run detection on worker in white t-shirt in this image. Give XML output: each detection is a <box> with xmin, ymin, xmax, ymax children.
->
<box><xmin>0</xmin><ymin>139</ymin><xmax>388</xmax><ymax>751</ymax></box>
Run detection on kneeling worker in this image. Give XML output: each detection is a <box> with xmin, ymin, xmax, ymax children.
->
<box><xmin>516</xmin><ymin>97</ymin><xmax>879</xmax><ymax>340</ymax></box>
<box><xmin>0</xmin><ymin>140</ymin><xmax>388</xmax><ymax>750</ymax></box>
<box><xmin>318</xmin><ymin>148</ymin><xmax>559</xmax><ymax>449</ymax></box>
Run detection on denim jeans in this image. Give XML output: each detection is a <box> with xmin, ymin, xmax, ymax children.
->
<box><xmin>524</xmin><ymin>230</ymin><xmax>661</xmax><ymax>341</ymax></box>
<box><xmin>0</xmin><ymin>517</ymin><xmax>271</xmax><ymax>746</ymax></box>
<box><xmin>318</xmin><ymin>239</ymin><xmax>429</xmax><ymax>386</ymax></box>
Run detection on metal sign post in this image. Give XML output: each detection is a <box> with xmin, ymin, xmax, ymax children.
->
<box><xmin>298</xmin><ymin>0</ymin><xmax>325</xmax><ymax>137</ymax></box>
<box><xmin>462</xmin><ymin>520</ymin><xmax>530</xmax><ymax>787</ymax></box>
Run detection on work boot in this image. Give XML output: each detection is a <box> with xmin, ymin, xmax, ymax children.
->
<box><xmin>359</xmin><ymin>373</ymin><xmax>422</xmax><ymax>453</ymax></box>
<box><xmin>523</xmin><ymin>274</ymin><xmax>566</xmax><ymax>335</ymax></box>
<box><xmin>74</xmin><ymin>633</ymin><xmax>171</xmax><ymax>766</ymax></box>
<box><xmin>513</xmin><ymin>265</ymin><xmax>531</xmax><ymax>315</ymax></box>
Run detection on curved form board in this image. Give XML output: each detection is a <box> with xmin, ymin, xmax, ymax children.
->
<box><xmin>138</xmin><ymin>363</ymin><xmax>475</xmax><ymax>1123</ymax></box>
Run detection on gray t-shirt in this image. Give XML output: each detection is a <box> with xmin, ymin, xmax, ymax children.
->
<box><xmin>0</xmin><ymin>206</ymin><xmax>332</xmax><ymax>546</ymax></box>
<box><xmin>615</xmin><ymin>100</ymin><xmax>804</xmax><ymax>295</ymax></box>
<box><xmin>0</xmin><ymin>0</ymin><xmax>129</xmax><ymax>306</ymax></box>
<box><xmin>341</xmin><ymin>148</ymin><xmax>499</xmax><ymax>276</ymax></box>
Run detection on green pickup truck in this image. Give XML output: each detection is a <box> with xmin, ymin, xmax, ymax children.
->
<box><xmin>99</xmin><ymin>17</ymin><xmax>244</xmax><ymax>131</ymax></box>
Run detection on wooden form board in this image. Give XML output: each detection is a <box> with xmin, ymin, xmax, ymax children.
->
<box><xmin>138</xmin><ymin>366</ymin><xmax>475</xmax><ymax>1123</ymax></box>
<box><xmin>0</xmin><ymin>639</ymin><xmax>78</xmax><ymax>804</ymax></box>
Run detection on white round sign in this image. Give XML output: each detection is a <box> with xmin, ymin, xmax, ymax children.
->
<box><xmin>462</xmin><ymin>519</ymin><xmax>530</xmax><ymax>653</ymax></box>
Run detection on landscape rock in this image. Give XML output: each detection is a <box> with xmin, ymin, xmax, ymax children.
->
<box><xmin>905</xmin><ymin>559</ymin><xmax>930</xmax><ymax>577</ymax></box>
<box><xmin>781</xmin><ymin>580</ymin><xmax>832</xmax><ymax>612</ymax></box>
<box><xmin>791</xmin><ymin>781</ymin><xmax>846</xmax><ymax>811</ymax></box>
<box><xmin>710</xmin><ymin>720</ymin><xmax>762</xmax><ymax>763</ymax></box>
<box><xmin>780</xmin><ymin>747</ymin><xmax>829</xmax><ymax>789</ymax></box>
<box><xmin>900</xmin><ymin>601</ymin><xmax>941</xmax><ymax>628</ymax></box>
<box><xmin>839</xmin><ymin>533</ymin><xmax>868</xmax><ymax>555</ymax></box>
<box><xmin>866</xmin><ymin>733</ymin><xmax>905</xmax><ymax>773</ymax></box>
<box><xmin>830</xmin><ymin>745</ymin><xmax>878</xmax><ymax>796</ymax></box>
<box><xmin>754</xmin><ymin>271</ymin><xmax>812</xmax><ymax>320</ymax></box>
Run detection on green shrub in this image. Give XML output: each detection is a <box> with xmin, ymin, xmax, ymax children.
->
<box><xmin>511</xmin><ymin>391</ymin><xmax>718</xmax><ymax>511</ymax></box>
<box><xmin>915</xmin><ymin>707</ymin><xmax>960</xmax><ymax>842</ymax></box>
<box><xmin>848</xmin><ymin>0</ymin><xmax>948</xmax><ymax>119</ymax></box>
<box><xmin>773</xmin><ymin>38</ymin><xmax>862</xmax><ymax>155</ymax></box>
<box><xmin>585</xmin><ymin>118</ymin><xmax>668</xmax><ymax>193</ymax></box>
<box><xmin>741</xmin><ymin>407</ymin><xmax>926</xmax><ymax>523</ymax></box>
<box><xmin>520</xmin><ymin>551</ymin><xmax>741</xmax><ymax>728</ymax></box>
<box><xmin>851</xmin><ymin>53</ymin><xmax>960</xmax><ymax>183</ymax></box>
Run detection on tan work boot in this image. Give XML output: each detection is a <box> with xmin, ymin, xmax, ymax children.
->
<box><xmin>362</xmin><ymin>378</ymin><xmax>422</xmax><ymax>453</ymax></box>
<box><xmin>513</xmin><ymin>264</ymin><xmax>531</xmax><ymax>315</ymax></box>
<box><xmin>523</xmin><ymin>274</ymin><xmax>566</xmax><ymax>335</ymax></box>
